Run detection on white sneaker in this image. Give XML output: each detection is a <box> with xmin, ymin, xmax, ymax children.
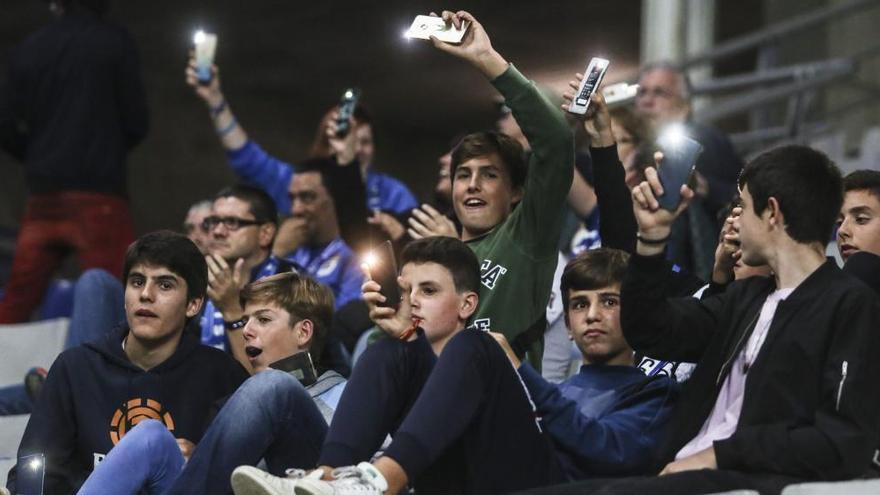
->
<box><xmin>291</xmin><ymin>462</ymin><xmax>389</xmax><ymax>495</ymax></box>
<box><xmin>230</xmin><ymin>465</ymin><xmax>322</xmax><ymax>495</ymax></box>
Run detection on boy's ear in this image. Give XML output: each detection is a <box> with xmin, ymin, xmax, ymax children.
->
<box><xmin>295</xmin><ymin>319</ymin><xmax>314</xmax><ymax>348</ymax></box>
<box><xmin>186</xmin><ymin>296</ymin><xmax>204</xmax><ymax>318</ymax></box>
<box><xmin>459</xmin><ymin>291</ymin><xmax>479</xmax><ymax>320</ymax></box>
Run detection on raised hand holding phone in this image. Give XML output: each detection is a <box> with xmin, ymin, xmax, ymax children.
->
<box><xmin>361</xmin><ymin>249</ymin><xmax>417</xmax><ymax>340</ymax></box>
<box><xmin>427</xmin><ymin>10</ymin><xmax>509</xmax><ymax>80</ymax></box>
<box><xmin>632</xmin><ymin>156</ymin><xmax>695</xmax><ymax>256</ymax></box>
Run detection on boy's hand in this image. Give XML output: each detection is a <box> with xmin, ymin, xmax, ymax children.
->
<box><xmin>360</xmin><ymin>265</ymin><xmax>417</xmax><ymax>340</ymax></box>
<box><xmin>561</xmin><ymin>76</ymin><xmax>615</xmax><ymax>147</ymax></box>
<box><xmin>185</xmin><ymin>53</ymin><xmax>223</xmax><ymax>109</ymax></box>
<box><xmin>408</xmin><ymin>204</ymin><xmax>459</xmax><ymax>240</ymax></box>
<box><xmin>712</xmin><ymin>206</ymin><xmax>742</xmax><ymax>284</ymax></box>
<box><xmin>206</xmin><ymin>255</ymin><xmax>246</xmax><ymax>318</ymax></box>
<box><xmin>632</xmin><ymin>154</ymin><xmax>695</xmax><ymax>255</ymax></box>
<box><xmin>429</xmin><ymin>11</ymin><xmax>509</xmax><ymax>80</ymax></box>
<box><xmin>176</xmin><ymin>438</ymin><xmax>196</xmax><ymax>462</ymax></box>
<box><xmin>324</xmin><ymin>111</ymin><xmax>357</xmax><ymax>165</ymax></box>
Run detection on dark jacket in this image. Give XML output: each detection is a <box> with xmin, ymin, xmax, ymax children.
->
<box><xmin>7</xmin><ymin>325</ymin><xmax>247</xmax><ymax>494</ymax></box>
<box><xmin>621</xmin><ymin>254</ymin><xmax>880</xmax><ymax>480</ymax></box>
<box><xmin>0</xmin><ymin>10</ymin><xmax>148</xmax><ymax>195</ymax></box>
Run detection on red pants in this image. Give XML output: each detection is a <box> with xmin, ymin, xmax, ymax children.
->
<box><xmin>0</xmin><ymin>192</ymin><xmax>134</xmax><ymax>323</ymax></box>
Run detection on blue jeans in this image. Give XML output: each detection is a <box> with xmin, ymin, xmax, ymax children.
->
<box><xmin>79</xmin><ymin>370</ymin><xmax>328</xmax><ymax>495</ymax></box>
<box><xmin>0</xmin><ymin>269</ymin><xmax>125</xmax><ymax>415</ymax></box>
<box><xmin>77</xmin><ymin>419</ymin><xmax>184</xmax><ymax>495</ymax></box>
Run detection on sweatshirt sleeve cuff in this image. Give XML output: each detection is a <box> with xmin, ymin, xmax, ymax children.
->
<box><xmin>225</xmin><ymin>139</ymin><xmax>254</xmax><ymax>161</ymax></box>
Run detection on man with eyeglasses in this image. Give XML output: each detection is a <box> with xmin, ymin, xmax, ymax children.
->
<box><xmin>200</xmin><ymin>185</ymin><xmax>300</xmax><ymax>369</ymax></box>
<box><xmin>635</xmin><ymin>62</ymin><xmax>743</xmax><ymax>280</ymax></box>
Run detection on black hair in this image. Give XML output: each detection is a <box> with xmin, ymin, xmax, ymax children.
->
<box><xmin>561</xmin><ymin>248</ymin><xmax>630</xmax><ymax>310</ymax></box>
<box><xmin>400</xmin><ymin>237</ymin><xmax>480</xmax><ymax>295</ymax></box>
<box><xmin>215</xmin><ymin>184</ymin><xmax>278</xmax><ymax>226</ymax></box>
<box><xmin>450</xmin><ymin>131</ymin><xmax>528</xmax><ymax>191</ymax></box>
<box><xmin>123</xmin><ymin>231</ymin><xmax>208</xmax><ymax>302</ymax></box>
<box><xmin>844</xmin><ymin>170</ymin><xmax>880</xmax><ymax>200</ymax></box>
<box><xmin>738</xmin><ymin>145</ymin><xmax>843</xmax><ymax>244</ymax></box>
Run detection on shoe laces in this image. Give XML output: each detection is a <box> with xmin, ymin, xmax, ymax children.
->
<box><xmin>284</xmin><ymin>468</ymin><xmax>307</xmax><ymax>479</ymax></box>
<box><xmin>328</xmin><ymin>466</ymin><xmax>379</xmax><ymax>491</ymax></box>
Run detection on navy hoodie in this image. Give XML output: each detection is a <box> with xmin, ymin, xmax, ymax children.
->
<box><xmin>7</xmin><ymin>325</ymin><xmax>247</xmax><ymax>494</ymax></box>
<box><xmin>518</xmin><ymin>362</ymin><xmax>677</xmax><ymax>479</ymax></box>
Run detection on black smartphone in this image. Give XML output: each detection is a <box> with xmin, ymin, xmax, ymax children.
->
<box><xmin>370</xmin><ymin>240</ymin><xmax>400</xmax><ymax>308</ymax></box>
<box><xmin>16</xmin><ymin>453</ymin><xmax>45</xmax><ymax>495</ymax></box>
<box><xmin>656</xmin><ymin>130</ymin><xmax>703</xmax><ymax>211</ymax></box>
<box><xmin>269</xmin><ymin>351</ymin><xmax>317</xmax><ymax>387</ymax></box>
<box><xmin>336</xmin><ymin>88</ymin><xmax>360</xmax><ymax>137</ymax></box>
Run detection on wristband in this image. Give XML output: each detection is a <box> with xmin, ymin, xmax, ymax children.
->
<box><xmin>398</xmin><ymin>321</ymin><xmax>419</xmax><ymax>341</ymax></box>
<box><xmin>224</xmin><ymin>317</ymin><xmax>247</xmax><ymax>331</ymax></box>
<box><xmin>217</xmin><ymin>117</ymin><xmax>238</xmax><ymax>137</ymax></box>
<box><xmin>209</xmin><ymin>99</ymin><xmax>227</xmax><ymax>117</ymax></box>
<box><xmin>637</xmin><ymin>231</ymin><xmax>671</xmax><ymax>245</ymax></box>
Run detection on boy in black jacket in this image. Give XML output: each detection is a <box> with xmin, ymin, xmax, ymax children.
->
<box><xmin>520</xmin><ymin>146</ymin><xmax>880</xmax><ymax>495</ymax></box>
<box><xmin>6</xmin><ymin>231</ymin><xmax>247</xmax><ymax>494</ymax></box>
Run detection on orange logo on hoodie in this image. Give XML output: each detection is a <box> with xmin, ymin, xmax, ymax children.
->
<box><xmin>109</xmin><ymin>398</ymin><xmax>175</xmax><ymax>445</ymax></box>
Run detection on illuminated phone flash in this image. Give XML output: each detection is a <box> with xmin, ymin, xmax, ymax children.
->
<box><xmin>659</xmin><ymin>123</ymin><xmax>687</xmax><ymax>149</ymax></box>
<box><xmin>29</xmin><ymin>457</ymin><xmax>42</xmax><ymax>471</ymax></box>
<box><xmin>193</xmin><ymin>29</ymin><xmax>206</xmax><ymax>45</ymax></box>
<box><xmin>402</xmin><ymin>29</ymin><xmax>412</xmax><ymax>40</ymax></box>
<box><xmin>363</xmin><ymin>251</ymin><xmax>378</xmax><ymax>267</ymax></box>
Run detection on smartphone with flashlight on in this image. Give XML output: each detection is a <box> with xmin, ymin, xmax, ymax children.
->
<box><xmin>17</xmin><ymin>453</ymin><xmax>45</xmax><ymax>495</ymax></box>
<box><xmin>404</xmin><ymin>15</ymin><xmax>469</xmax><ymax>44</ymax></box>
<box><xmin>193</xmin><ymin>30</ymin><xmax>218</xmax><ymax>85</ymax></box>
<box><xmin>568</xmin><ymin>57</ymin><xmax>610</xmax><ymax>115</ymax></box>
<box><xmin>655</xmin><ymin>126</ymin><xmax>703</xmax><ymax>211</ymax></box>
<box><xmin>369</xmin><ymin>241</ymin><xmax>401</xmax><ymax>308</ymax></box>
<box><xmin>335</xmin><ymin>88</ymin><xmax>360</xmax><ymax>138</ymax></box>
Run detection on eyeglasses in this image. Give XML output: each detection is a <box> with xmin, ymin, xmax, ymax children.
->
<box><xmin>202</xmin><ymin>216</ymin><xmax>264</xmax><ymax>231</ymax></box>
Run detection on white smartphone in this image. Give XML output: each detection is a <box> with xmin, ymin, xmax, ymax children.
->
<box><xmin>404</xmin><ymin>15</ymin><xmax>469</xmax><ymax>44</ymax></box>
<box><xmin>193</xmin><ymin>30</ymin><xmax>218</xmax><ymax>84</ymax></box>
<box><xmin>602</xmin><ymin>82</ymin><xmax>639</xmax><ymax>107</ymax></box>
<box><xmin>568</xmin><ymin>57</ymin><xmax>610</xmax><ymax>115</ymax></box>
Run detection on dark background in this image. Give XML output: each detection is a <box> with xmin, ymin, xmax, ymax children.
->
<box><xmin>0</xmin><ymin>0</ymin><xmax>760</xmax><ymax>240</ymax></box>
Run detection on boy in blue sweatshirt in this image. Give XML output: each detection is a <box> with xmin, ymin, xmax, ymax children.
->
<box><xmin>492</xmin><ymin>248</ymin><xmax>677</xmax><ymax>480</ymax></box>
<box><xmin>6</xmin><ymin>231</ymin><xmax>248</xmax><ymax>494</ymax></box>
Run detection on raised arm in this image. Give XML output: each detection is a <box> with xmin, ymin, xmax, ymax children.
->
<box><xmin>185</xmin><ymin>58</ymin><xmax>293</xmax><ymax>213</ymax></box>
<box><xmin>432</xmin><ymin>10</ymin><xmax>573</xmax><ymax>252</ymax></box>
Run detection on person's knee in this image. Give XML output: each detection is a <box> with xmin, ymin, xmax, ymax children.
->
<box><xmin>241</xmin><ymin>369</ymin><xmax>309</xmax><ymax>407</ymax></box>
<box><xmin>76</xmin><ymin>269</ymin><xmax>121</xmax><ymax>296</ymax></box>
<box><xmin>124</xmin><ymin>419</ymin><xmax>176</xmax><ymax>451</ymax></box>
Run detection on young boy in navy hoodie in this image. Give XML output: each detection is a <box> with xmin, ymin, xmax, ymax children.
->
<box><xmin>491</xmin><ymin>248</ymin><xmax>677</xmax><ymax>480</ymax></box>
<box><xmin>6</xmin><ymin>231</ymin><xmax>247</xmax><ymax>494</ymax></box>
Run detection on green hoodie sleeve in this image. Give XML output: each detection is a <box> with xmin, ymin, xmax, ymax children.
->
<box><xmin>491</xmin><ymin>64</ymin><xmax>574</xmax><ymax>255</ymax></box>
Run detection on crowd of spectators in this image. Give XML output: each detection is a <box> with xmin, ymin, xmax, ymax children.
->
<box><xmin>2</xmin><ymin>2</ymin><xmax>880</xmax><ymax>495</ymax></box>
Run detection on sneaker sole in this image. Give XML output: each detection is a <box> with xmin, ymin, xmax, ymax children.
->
<box><xmin>230</xmin><ymin>466</ymin><xmax>281</xmax><ymax>495</ymax></box>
